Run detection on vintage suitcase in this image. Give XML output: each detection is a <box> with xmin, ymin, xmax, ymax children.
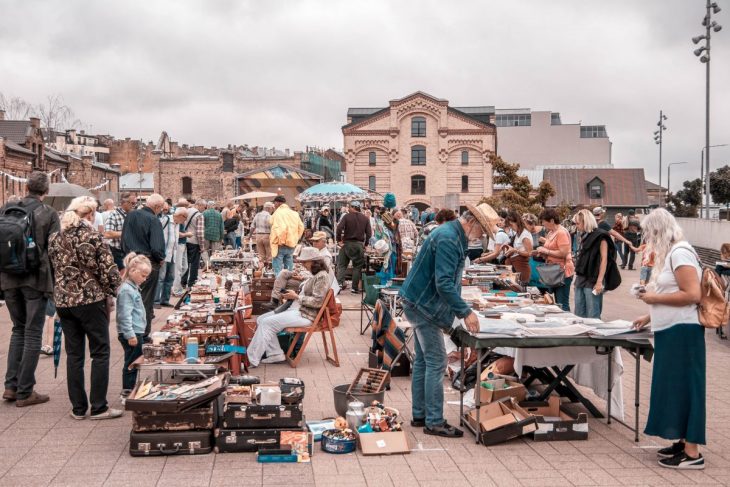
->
<box><xmin>132</xmin><ymin>402</ymin><xmax>216</xmax><ymax>432</ymax></box>
<box><xmin>129</xmin><ymin>430</ymin><xmax>213</xmax><ymax>456</ymax></box>
<box><xmin>222</xmin><ymin>403</ymin><xmax>303</xmax><ymax>429</ymax></box>
<box><xmin>251</xmin><ymin>289</ymin><xmax>273</xmax><ymax>302</ymax></box>
<box><xmin>251</xmin><ymin>278</ymin><xmax>275</xmax><ymax>291</ymax></box>
<box><xmin>125</xmin><ymin>374</ymin><xmax>228</xmax><ymax>414</ymax></box>
<box><xmin>214</xmin><ymin>428</ymin><xmax>288</xmax><ymax>453</ymax></box>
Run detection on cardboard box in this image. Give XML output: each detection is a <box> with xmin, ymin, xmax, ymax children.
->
<box><xmin>358</xmin><ymin>431</ymin><xmax>410</xmax><ymax>455</ymax></box>
<box><xmin>466</xmin><ymin>398</ymin><xmax>537</xmax><ymax>446</ymax></box>
<box><xmin>519</xmin><ymin>397</ymin><xmax>589</xmax><ymax>441</ymax></box>
<box><xmin>479</xmin><ymin>380</ymin><xmax>527</xmax><ymax>404</ymax></box>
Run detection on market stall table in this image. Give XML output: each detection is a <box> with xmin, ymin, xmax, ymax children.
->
<box><xmin>455</xmin><ymin>328</ymin><xmax>653</xmax><ymax>443</ymax></box>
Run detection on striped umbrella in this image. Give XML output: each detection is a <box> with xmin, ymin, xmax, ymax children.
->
<box><xmin>296</xmin><ymin>182</ymin><xmax>370</xmax><ymax>203</ymax></box>
<box><xmin>53</xmin><ymin>319</ymin><xmax>63</xmax><ymax>378</ymax></box>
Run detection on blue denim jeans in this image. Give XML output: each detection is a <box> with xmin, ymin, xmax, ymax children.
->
<box><xmin>403</xmin><ymin>302</ymin><xmax>448</xmax><ymax>428</ymax></box>
<box><xmin>548</xmin><ymin>275</ymin><xmax>574</xmax><ymax>312</ymax></box>
<box><xmin>573</xmin><ymin>286</ymin><xmax>603</xmax><ymax>319</ymax></box>
<box><xmin>155</xmin><ymin>261</ymin><xmax>175</xmax><ymax>305</ymax></box>
<box><xmin>272</xmin><ymin>245</ymin><xmax>295</xmax><ymax>276</ymax></box>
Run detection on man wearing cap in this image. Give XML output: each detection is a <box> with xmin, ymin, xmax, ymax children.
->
<box><xmin>310</xmin><ymin>231</ymin><xmax>332</xmax><ymax>269</ymax></box>
<box><xmin>336</xmin><ymin>201</ymin><xmax>372</xmax><ymax>293</ymax></box>
<box><xmin>247</xmin><ymin>247</ymin><xmax>332</xmax><ymax>366</ymax></box>
<box><xmin>252</xmin><ymin>202</ymin><xmax>274</xmax><ymax>267</ymax></box>
<box><xmin>399</xmin><ymin>203</ymin><xmax>494</xmax><ymax>438</ymax></box>
<box><xmin>270</xmin><ymin>195</ymin><xmax>304</xmax><ymax>275</ymax></box>
<box><xmin>593</xmin><ymin>207</ymin><xmax>632</xmax><ymax>261</ymax></box>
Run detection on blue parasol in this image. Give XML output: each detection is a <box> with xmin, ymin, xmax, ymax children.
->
<box><xmin>53</xmin><ymin>319</ymin><xmax>63</xmax><ymax>378</ymax></box>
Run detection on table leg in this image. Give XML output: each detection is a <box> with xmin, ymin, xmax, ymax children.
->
<box><xmin>635</xmin><ymin>346</ymin><xmax>640</xmax><ymax>442</ymax></box>
<box><xmin>459</xmin><ymin>344</ymin><xmax>465</xmax><ymax>427</ymax></box>
<box><xmin>475</xmin><ymin>349</ymin><xmax>482</xmax><ymax>444</ymax></box>
<box><xmin>607</xmin><ymin>347</ymin><xmax>613</xmax><ymax>425</ymax></box>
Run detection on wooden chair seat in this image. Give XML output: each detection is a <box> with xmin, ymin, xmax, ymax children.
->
<box><xmin>284</xmin><ymin>289</ymin><xmax>340</xmax><ymax>367</ymax></box>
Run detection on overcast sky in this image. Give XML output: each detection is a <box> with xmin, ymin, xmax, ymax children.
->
<box><xmin>1</xmin><ymin>0</ymin><xmax>728</xmax><ymax>191</ymax></box>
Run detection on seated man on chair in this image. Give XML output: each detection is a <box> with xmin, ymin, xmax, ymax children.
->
<box><xmin>262</xmin><ymin>245</ymin><xmax>325</xmax><ymax>311</ymax></box>
<box><xmin>247</xmin><ymin>249</ymin><xmax>333</xmax><ymax>366</ymax></box>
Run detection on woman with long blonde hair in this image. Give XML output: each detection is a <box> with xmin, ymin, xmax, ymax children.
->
<box><xmin>632</xmin><ymin>208</ymin><xmax>705</xmax><ymax>469</ymax></box>
<box><xmin>48</xmin><ymin>196</ymin><xmax>123</xmax><ymax>420</ymax></box>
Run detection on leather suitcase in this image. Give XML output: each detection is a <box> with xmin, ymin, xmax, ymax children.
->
<box><xmin>132</xmin><ymin>402</ymin><xmax>216</xmax><ymax>433</ymax></box>
<box><xmin>214</xmin><ymin>428</ymin><xmax>285</xmax><ymax>453</ymax></box>
<box><xmin>251</xmin><ymin>289</ymin><xmax>272</xmax><ymax>302</ymax></box>
<box><xmin>222</xmin><ymin>403</ymin><xmax>303</xmax><ymax>429</ymax></box>
<box><xmin>129</xmin><ymin>430</ymin><xmax>213</xmax><ymax>456</ymax></box>
<box><xmin>251</xmin><ymin>278</ymin><xmax>275</xmax><ymax>291</ymax></box>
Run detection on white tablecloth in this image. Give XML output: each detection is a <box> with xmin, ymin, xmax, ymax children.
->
<box><xmin>493</xmin><ymin>346</ymin><xmax>625</xmax><ymax>420</ymax></box>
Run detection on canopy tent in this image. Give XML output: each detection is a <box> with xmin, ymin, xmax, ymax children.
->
<box><xmin>235</xmin><ymin>164</ymin><xmax>322</xmax><ymax>209</ymax></box>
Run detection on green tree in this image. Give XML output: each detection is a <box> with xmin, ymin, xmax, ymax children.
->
<box><xmin>666</xmin><ymin>178</ymin><xmax>702</xmax><ymax>218</ymax></box>
<box><xmin>710</xmin><ymin>165</ymin><xmax>730</xmax><ymax>219</ymax></box>
<box><xmin>480</xmin><ymin>156</ymin><xmax>555</xmax><ymax>216</ymax></box>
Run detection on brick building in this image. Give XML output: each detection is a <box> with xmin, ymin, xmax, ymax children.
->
<box><xmin>0</xmin><ymin>111</ymin><xmax>48</xmax><ymax>203</ymax></box>
<box><xmin>343</xmin><ymin>92</ymin><xmax>497</xmax><ymax>210</ymax></box>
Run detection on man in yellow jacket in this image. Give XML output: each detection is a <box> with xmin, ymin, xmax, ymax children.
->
<box><xmin>270</xmin><ymin>195</ymin><xmax>304</xmax><ymax>275</ymax></box>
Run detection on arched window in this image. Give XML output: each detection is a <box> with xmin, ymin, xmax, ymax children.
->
<box><xmin>411</xmin><ymin>175</ymin><xmax>426</xmax><ymax>195</ymax></box>
<box><xmin>411</xmin><ymin>145</ymin><xmax>426</xmax><ymax>166</ymax></box>
<box><xmin>461</xmin><ymin>150</ymin><xmax>469</xmax><ymax>165</ymax></box>
<box><xmin>411</xmin><ymin>117</ymin><xmax>426</xmax><ymax>137</ymax></box>
<box><xmin>369</xmin><ymin>175</ymin><xmax>376</xmax><ymax>191</ymax></box>
<box><xmin>182</xmin><ymin>176</ymin><xmax>193</xmax><ymax>196</ymax></box>
<box><xmin>368</xmin><ymin>151</ymin><xmax>376</xmax><ymax>166</ymax></box>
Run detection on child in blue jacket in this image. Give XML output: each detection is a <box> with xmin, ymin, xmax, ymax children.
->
<box><xmin>116</xmin><ymin>253</ymin><xmax>151</xmax><ymax>397</ymax></box>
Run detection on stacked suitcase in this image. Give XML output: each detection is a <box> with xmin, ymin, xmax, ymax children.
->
<box><xmin>127</xmin><ymin>372</ymin><xmax>227</xmax><ymax>456</ymax></box>
<box><xmin>214</xmin><ymin>377</ymin><xmax>306</xmax><ymax>453</ymax></box>
<box><xmin>250</xmin><ymin>277</ymin><xmax>275</xmax><ymax>316</ymax></box>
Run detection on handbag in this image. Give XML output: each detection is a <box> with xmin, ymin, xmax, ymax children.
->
<box><xmin>535</xmin><ymin>263</ymin><xmax>565</xmax><ymax>287</ymax></box>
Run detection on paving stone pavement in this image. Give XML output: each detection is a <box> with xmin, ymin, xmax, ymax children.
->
<box><xmin>0</xmin><ymin>267</ymin><xmax>729</xmax><ymax>486</ymax></box>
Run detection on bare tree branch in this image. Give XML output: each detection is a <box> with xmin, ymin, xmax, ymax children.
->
<box><xmin>0</xmin><ymin>93</ymin><xmax>36</xmax><ymax>120</ymax></box>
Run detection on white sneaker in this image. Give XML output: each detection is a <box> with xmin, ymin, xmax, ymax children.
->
<box><xmin>70</xmin><ymin>412</ymin><xmax>85</xmax><ymax>420</ymax></box>
<box><xmin>90</xmin><ymin>408</ymin><xmax>124</xmax><ymax>420</ymax></box>
<box><xmin>261</xmin><ymin>354</ymin><xmax>286</xmax><ymax>364</ymax></box>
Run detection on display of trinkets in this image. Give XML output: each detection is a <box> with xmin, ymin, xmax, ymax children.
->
<box><xmin>359</xmin><ymin>402</ymin><xmax>403</xmax><ymax>433</ymax></box>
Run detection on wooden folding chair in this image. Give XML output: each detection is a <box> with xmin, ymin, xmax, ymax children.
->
<box><xmin>285</xmin><ymin>289</ymin><xmax>340</xmax><ymax>367</ymax></box>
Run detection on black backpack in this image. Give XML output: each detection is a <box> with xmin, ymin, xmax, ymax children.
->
<box><xmin>0</xmin><ymin>201</ymin><xmax>41</xmax><ymax>274</ymax></box>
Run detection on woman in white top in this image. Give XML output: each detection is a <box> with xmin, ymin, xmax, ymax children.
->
<box><xmin>632</xmin><ymin>208</ymin><xmax>705</xmax><ymax>470</ymax></box>
<box><xmin>502</xmin><ymin>210</ymin><xmax>532</xmax><ymax>283</ymax></box>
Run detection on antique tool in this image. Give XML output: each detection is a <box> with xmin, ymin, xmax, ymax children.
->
<box><xmin>347</xmin><ymin>368</ymin><xmax>389</xmax><ymax>395</ymax></box>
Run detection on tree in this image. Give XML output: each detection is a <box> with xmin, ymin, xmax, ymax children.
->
<box><xmin>36</xmin><ymin>94</ymin><xmax>80</xmax><ymax>132</ymax></box>
<box><xmin>666</xmin><ymin>178</ymin><xmax>702</xmax><ymax>218</ymax></box>
<box><xmin>0</xmin><ymin>93</ymin><xmax>35</xmax><ymax>120</ymax></box>
<box><xmin>710</xmin><ymin>165</ymin><xmax>730</xmax><ymax>218</ymax></box>
<box><xmin>479</xmin><ymin>155</ymin><xmax>556</xmax><ymax>216</ymax></box>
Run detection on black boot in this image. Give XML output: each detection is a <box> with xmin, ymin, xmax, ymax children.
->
<box><xmin>260</xmin><ymin>298</ymin><xmax>279</xmax><ymax>312</ymax></box>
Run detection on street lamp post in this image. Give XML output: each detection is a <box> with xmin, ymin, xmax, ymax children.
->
<box><xmin>700</xmin><ymin>143</ymin><xmax>728</xmax><ymax>216</ymax></box>
<box><xmin>693</xmin><ymin>0</ymin><xmax>722</xmax><ymax>219</ymax></box>
<box><xmin>653</xmin><ymin>111</ymin><xmax>667</xmax><ymax>188</ymax></box>
<box><xmin>667</xmin><ymin>162</ymin><xmax>689</xmax><ymax>195</ymax></box>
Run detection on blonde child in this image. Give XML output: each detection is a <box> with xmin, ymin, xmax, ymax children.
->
<box><xmin>116</xmin><ymin>253</ymin><xmax>151</xmax><ymax>397</ymax></box>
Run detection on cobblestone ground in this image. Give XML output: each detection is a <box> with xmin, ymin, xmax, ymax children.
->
<box><xmin>0</xmin><ymin>267</ymin><xmax>729</xmax><ymax>486</ymax></box>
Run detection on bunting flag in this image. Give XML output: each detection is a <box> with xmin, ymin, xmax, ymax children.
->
<box><xmin>88</xmin><ymin>180</ymin><xmax>109</xmax><ymax>191</ymax></box>
<box><xmin>0</xmin><ymin>171</ymin><xmax>28</xmax><ymax>184</ymax></box>
<box><xmin>61</xmin><ymin>173</ymin><xmax>69</xmax><ymax>183</ymax></box>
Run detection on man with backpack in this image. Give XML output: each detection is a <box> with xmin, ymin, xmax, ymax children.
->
<box><xmin>1</xmin><ymin>172</ymin><xmax>60</xmax><ymax>407</ymax></box>
<box><xmin>180</xmin><ymin>199</ymin><xmax>206</xmax><ymax>288</ymax></box>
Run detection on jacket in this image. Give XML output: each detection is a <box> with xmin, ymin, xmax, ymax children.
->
<box><xmin>399</xmin><ymin>220</ymin><xmax>471</xmax><ymax>327</ymax></box>
<box><xmin>270</xmin><ymin>204</ymin><xmax>304</xmax><ymax>257</ymax></box>
<box><xmin>116</xmin><ymin>280</ymin><xmax>147</xmax><ymax>339</ymax></box>
<box><xmin>0</xmin><ymin>196</ymin><xmax>60</xmax><ymax>294</ymax></box>
<box><xmin>121</xmin><ymin>207</ymin><xmax>166</xmax><ymax>264</ymax></box>
<box><xmin>203</xmin><ymin>208</ymin><xmax>224</xmax><ymax>242</ymax></box>
<box><xmin>48</xmin><ymin>222</ymin><xmax>122</xmax><ymax>308</ymax></box>
<box><xmin>298</xmin><ymin>270</ymin><xmax>333</xmax><ymax>321</ymax></box>
<box><xmin>336</xmin><ymin>211</ymin><xmax>372</xmax><ymax>243</ymax></box>
<box><xmin>575</xmin><ymin>229</ymin><xmax>614</xmax><ymax>283</ymax></box>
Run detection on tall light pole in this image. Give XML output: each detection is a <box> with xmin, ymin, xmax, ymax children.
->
<box><xmin>700</xmin><ymin>143</ymin><xmax>728</xmax><ymax>215</ymax></box>
<box><xmin>653</xmin><ymin>111</ymin><xmax>667</xmax><ymax>188</ymax></box>
<box><xmin>668</xmin><ymin>162</ymin><xmax>688</xmax><ymax>194</ymax></box>
<box><xmin>693</xmin><ymin>0</ymin><xmax>722</xmax><ymax>219</ymax></box>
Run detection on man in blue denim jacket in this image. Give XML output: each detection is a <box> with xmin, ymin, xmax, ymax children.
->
<box><xmin>399</xmin><ymin>203</ymin><xmax>498</xmax><ymax>438</ymax></box>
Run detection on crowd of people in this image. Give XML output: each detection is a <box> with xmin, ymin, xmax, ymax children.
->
<box><xmin>0</xmin><ymin>173</ymin><xmax>710</xmax><ymax>469</ymax></box>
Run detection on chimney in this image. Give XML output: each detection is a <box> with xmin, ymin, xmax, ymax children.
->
<box><xmin>0</xmin><ymin>110</ymin><xmax>5</xmax><ymax>120</ymax></box>
<box><xmin>30</xmin><ymin>117</ymin><xmax>40</xmax><ymax>128</ymax></box>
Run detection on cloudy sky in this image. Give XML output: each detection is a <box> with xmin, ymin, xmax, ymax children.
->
<box><xmin>1</xmin><ymin>0</ymin><xmax>728</xmax><ymax>191</ymax></box>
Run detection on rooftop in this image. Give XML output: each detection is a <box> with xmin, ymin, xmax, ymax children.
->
<box><xmin>0</xmin><ymin>120</ymin><xmax>32</xmax><ymax>144</ymax></box>
<box><xmin>120</xmin><ymin>172</ymin><xmax>154</xmax><ymax>190</ymax></box>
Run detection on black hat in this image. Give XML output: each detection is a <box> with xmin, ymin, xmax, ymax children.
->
<box><xmin>274</xmin><ymin>195</ymin><xmax>286</xmax><ymax>203</ymax></box>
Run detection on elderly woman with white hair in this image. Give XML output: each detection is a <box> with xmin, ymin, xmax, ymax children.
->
<box><xmin>48</xmin><ymin>196</ymin><xmax>123</xmax><ymax>420</ymax></box>
<box><xmin>632</xmin><ymin>208</ymin><xmax>705</xmax><ymax>470</ymax></box>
